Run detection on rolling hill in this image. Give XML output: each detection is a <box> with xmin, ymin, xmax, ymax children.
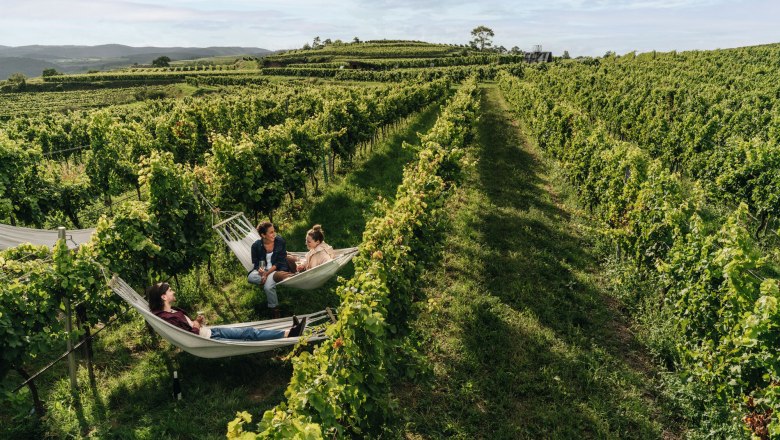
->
<box><xmin>0</xmin><ymin>44</ymin><xmax>272</xmax><ymax>80</ymax></box>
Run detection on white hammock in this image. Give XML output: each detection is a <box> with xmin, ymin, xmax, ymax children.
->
<box><xmin>108</xmin><ymin>275</ymin><xmax>329</xmax><ymax>358</ymax></box>
<box><xmin>212</xmin><ymin>213</ymin><xmax>359</xmax><ymax>290</ymax></box>
<box><xmin>0</xmin><ymin>223</ymin><xmax>95</xmax><ymax>250</ymax></box>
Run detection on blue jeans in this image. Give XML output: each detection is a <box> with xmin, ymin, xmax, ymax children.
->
<box><xmin>210</xmin><ymin>326</ymin><xmax>285</xmax><ymax>341</ymax></box>
<box><xmin>247</xmin><ymin>270</ymin><xmax>278</xmax><ymax>308</ymax></box>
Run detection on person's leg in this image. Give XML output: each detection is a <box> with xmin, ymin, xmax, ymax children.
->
<box><xmin>263</xmin><ymin>275</ymin><xmax>279</xmax><ymax>308</ymax></box>
<box><xmin>210</xmin><ymin>326</ymin><xmax>286</xmax><ymax>341</ymax></box>
<box><xmin>247</xmin><ymin>270</ymin><xmax>262</xmax><ymax>285</ymax></box>
<box><xmin>273</xmin><ymin>271</ymin><xmax>294</xmax><ymax>282</ymax></box>
<box><xmin>286</xmin><ymin>256</ymin><xmax>298</xmax><ymax>274</ymax></box>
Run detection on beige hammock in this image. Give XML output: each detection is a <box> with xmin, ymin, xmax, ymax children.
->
<box><xmin>212</xmin><ymin>213</ymin><xmax>358</xmax><ymax>290</ymax></box>
<box><xmin>108</xmin><ymin>275</ymin><xmax>329</xmax><ymax>358</ymax></box>
<box><xmin>0</xmin><ymin>223</ymin><xmax>95</xmax><ymax>250</ymax></box>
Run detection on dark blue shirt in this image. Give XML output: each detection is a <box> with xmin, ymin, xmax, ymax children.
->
<box><xmin>250</xmin><ymin>235</ymin><xmax>290</xmax><ymax>273</ymax></box>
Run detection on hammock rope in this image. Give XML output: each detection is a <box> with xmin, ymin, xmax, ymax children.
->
<box><xmin>212</xmin><ymin>212</ymin><xmax>358</xmax><ymax>290</ymax></box>
<box><xmin>192</xmin><ymin>182</ymin><xmax>245</xmax><ymax>228</ymax></box>
<box><xmin>108</xmin><ymin>275</ymin><xmax>329</xmax><ymax>358</ymax></box>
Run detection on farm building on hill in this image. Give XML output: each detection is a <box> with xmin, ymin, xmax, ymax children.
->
<box><xmin>524</xmin><ymin>51</ymin><xmax>553</xmax><ymax>63</ymax></box>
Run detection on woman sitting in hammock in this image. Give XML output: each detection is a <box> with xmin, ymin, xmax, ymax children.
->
<box><xmin>247</xmin><ymin>221</ymin><xmax>297</xmax><ymax>319</ymax></box>
<box><xmin>147</xmin><ymin>282</ymin><xmax>306</xmax><ymax>340</ymax></box>
<box><xmin>296</xmin><ymin>224</ymin><xmax>335</xmax><ymax>272</ymax></box>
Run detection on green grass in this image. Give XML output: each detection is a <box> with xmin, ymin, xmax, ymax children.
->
<box><xmin>393</xmin><ymin>85</ymin><xmax>680</xmax><ymax>439</ymax></box>
<box><xmin>1</xmin><ymin>99</ymin><xmax>446</xmax><ymax>439</ymax></box>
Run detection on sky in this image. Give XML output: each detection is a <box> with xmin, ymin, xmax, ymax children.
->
<box><xmin>0</xmin><ymin>0</ymin><xmax>778</xmax><ymax>56</ymax></box>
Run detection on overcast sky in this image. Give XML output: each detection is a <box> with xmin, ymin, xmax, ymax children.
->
<box><xmin>1</xmin><ymin>0</ymin><xmax>777</xmax><ymax>56</ymax></box>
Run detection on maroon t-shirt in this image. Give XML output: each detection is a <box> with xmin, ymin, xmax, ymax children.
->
<box><xmin>153</xmin><ymin>307</ymin><xmax>200</xmax><ymax>335</ymax></box>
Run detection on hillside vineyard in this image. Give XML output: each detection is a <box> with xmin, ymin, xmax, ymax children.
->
<box><xmin>2</xmin><ymin>41</ymin><xmax>779</xmax><ymax>439</ymax></box>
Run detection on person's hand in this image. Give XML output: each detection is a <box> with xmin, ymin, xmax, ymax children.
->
<box><xmin>261</xmin><ymin>274</ymin><xmax>267</xmax><ymax>284</ymax></box>
<box><xmin>195</xmin><ymin>315</ymin><xmax>205</xmax><ymax>324</ymax></box>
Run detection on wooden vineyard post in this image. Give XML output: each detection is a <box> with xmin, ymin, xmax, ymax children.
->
<box><xmin>59</xmin><ymin>227</ymin><xmax>79</xmax><ymax>395</ymax></box>
<box><xmin>322</xmin><ymin>153</ymin><xmax>329</xmax><ymax>184</ymax></box>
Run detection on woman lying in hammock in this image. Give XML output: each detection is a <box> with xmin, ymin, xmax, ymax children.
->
<box><xmin>147</xmin><ymin>282</ymin><xmax>306</xmax><ymax>340</ymax></box>
<box><xmin>296</xmin><ymin>224</ymin><xmax>335</xmax><ymax>272</ymax></box>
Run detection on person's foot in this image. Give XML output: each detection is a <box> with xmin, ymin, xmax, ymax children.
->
<box><xmin>292</xmin><ymin>315</ymin><xmax>300</xmax><ymax>326</ymax></box>
<box><xmin>289</xmin><ymin>317</ymin><xmax>307</xmax><ymax>337</ymax></box>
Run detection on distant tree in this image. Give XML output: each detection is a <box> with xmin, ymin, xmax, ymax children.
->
<box><xmin>603</xmin><ymin>50</ymin><xmax>615</xmax><ymax>58</ymax></box>
<box><xmin>470</xmin><ymin>26</ymin><xmax>494</xmax><ymax>51</ymax></box>
<box><xmin>42</xmin><ymin>68</ymin><xmax>61</xmax><ymax>77</ymax></box>
<box><xmin>8</xmin><ymin>73</ymin><xmax>26</xmax><ymax>86</ymax></box>
<box><xmin>302</xmin><ymin>42</ymin><xmax>311</xmax><ymax>50</ymax></box>
<box><xmin>352</xmin><ymin>37</ymin><xmax>360</xmax><ymax>44</ymax></box>
<box><xmin>152</xmin><ymin>56</ymin><xmax>171</xmax><ymax>67</ymax></box>
<box><xmin>510</xmin><ymin>46</ymin><xmax>522</xmax><ymax>54</ymax></box>
<box><xmin>562</xmin><ymin>50</ymin><xmax>571</xmax><ymax>59</ymax></box>
<box><xmin>312</xmin><ymin>36</ymin><xmax>321</xmax><ymax>48</ymax></box>
<box><xmin>496</xmin><ymin>45</ymin><xmax>507</xmax><ymax>54</ymax></box>
<box><xmin>323</xmin><ymin>38</ymin><xmax>332</xmax><ymax>45</ymax></box>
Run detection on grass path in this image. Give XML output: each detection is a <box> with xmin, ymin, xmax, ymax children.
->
<box><xmin>2</xmin><ymin>99</ymin><xmax>447</xmax><ymax>440</ymax></box>
<box><xmin>396</xmin><ymin>85</ymin><xmax>677</xmax><ymax>439</ymax></box>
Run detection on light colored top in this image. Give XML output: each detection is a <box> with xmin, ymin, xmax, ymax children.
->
<box><xmin>184</xmin><ymin>314</ymin><xmax>212</xmax><ymax>339</ymax></box>
<box><xmin>304</xmin><ymin>242</ymin><xmax>335</xmax><ymax>270</ymax></box>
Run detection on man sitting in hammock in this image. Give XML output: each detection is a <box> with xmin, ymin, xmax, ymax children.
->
<box><xmin>147</xmin><ymin>282</ymin><xmax>306</xmax><ymax>340</ymax></box>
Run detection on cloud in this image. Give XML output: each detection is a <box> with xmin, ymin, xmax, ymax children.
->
<box><xmin>0</xmin><ymin>0</ymin><xmax>776</xmax><ymax>54</ymax></box>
